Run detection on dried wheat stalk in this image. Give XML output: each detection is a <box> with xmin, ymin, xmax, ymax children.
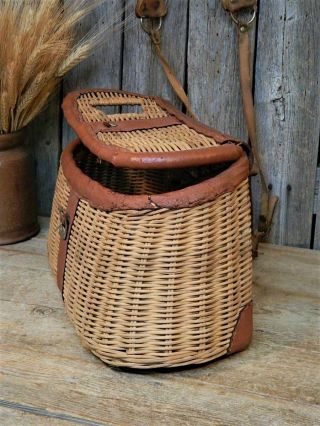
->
<box><xmin>0</xmin><ymin>0</ymin><xmax>133</xmax><ymax>134</ymax></box>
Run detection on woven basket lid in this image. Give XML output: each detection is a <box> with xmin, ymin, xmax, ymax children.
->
<box><xmin>62</xmin><ymin>89</ymin><xmax>245</xmax><ymax>169</ymax></box>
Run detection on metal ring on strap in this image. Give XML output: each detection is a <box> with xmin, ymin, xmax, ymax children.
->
<box><xmin>230</xmin><ymin>7</ymin><xmax>257</xmax><ymax>30</ymax></box>
<box><xmin>140</xmin><ymin>17</ymin><xmax>162</xmax><ymax>34</ymax></box>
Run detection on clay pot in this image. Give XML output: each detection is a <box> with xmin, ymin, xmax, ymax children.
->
<box><xmin>0</xmin><ymin>130</ymin><xmax>39</xmax><ymax>245</ymax></box>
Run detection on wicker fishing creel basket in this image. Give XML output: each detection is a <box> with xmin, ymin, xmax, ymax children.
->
<box><xmin>48</xmin><ymin>90</ymin><xmax>253</xmax><ymax>369</ymax></box>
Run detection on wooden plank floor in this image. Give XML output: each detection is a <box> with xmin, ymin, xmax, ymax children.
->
<box><xmin>1</xmin><ymin>219</ymin><xmax>319</xmax><ymax>426</ymax></box>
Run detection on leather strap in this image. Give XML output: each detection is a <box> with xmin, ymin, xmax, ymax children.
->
<box><xmin>209</xmin><ymin>1</ymin><xmax>278</xmax><ymax>253</ymax></box>
<box><xmin>135</xmin><ymin>0</ymin><xmax>167</xmax><ymax>18</ymax></box>
<box><xmin>148</xmin><ymin>29</ymin><xmax>195</xmax><ymax>118</ymax></box>
<box><xmin>138</xmin><ymin>5</ymin><xmax>195</xmax><ymax>118</ymax></box>
<box><xmin>136</xmin><ymin>0</ymin><xmax>278</xmax><ymax>253</ymax></box>
<box><xmin>222</xmin><ymin>0</ymin><xmax>256</xmax><ymax>13</ymax></box>
<box><xmin>90</xmin><ymin>115</ymin><xmax>180</xmax><ymax>133</ymax></box>
<box><xmin>56</xmin><ymin>190</ymin><xmax>79</xmax><ymax>296</ymax></box>
<box><xmin>237</xmin><ymin>22</ymin><xmax>278</xmax><ymax>256</ymax></box>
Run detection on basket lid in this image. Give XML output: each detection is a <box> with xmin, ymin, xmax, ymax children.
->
<box><xmin>62</xmin><ymin>89</ymin><xmax>246</xmax><ymax>169</ymax></box>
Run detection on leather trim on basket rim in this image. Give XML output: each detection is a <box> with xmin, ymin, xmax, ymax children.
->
<box><xmin>61</xmin><ymin>139</ymin><xmax>249</xmax><ymax>212</ymax></box>
<box><xmin>56</xmin><ymin>190</ymin><xmax>80</xmax><ymax>295</ymax></box>
<box><xmin>62</xmin><ymin>89</ymin><xmax>248</xmax><ymax>169</ymax></box>
<box><xmin>227</xmin><ymin>301</ymin><xmax>253</xmax><ymax>354</ymax></box>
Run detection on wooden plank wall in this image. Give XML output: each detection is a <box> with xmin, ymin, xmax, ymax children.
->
<box><xmin>28</xmin><ymin>0</ymin><xmax>320</xmax><ymax>249</ymax></box>
<box><xmin>255</xmin><ymin>0</ymin><xmax>320</xmax><ymax>248</ymax></box>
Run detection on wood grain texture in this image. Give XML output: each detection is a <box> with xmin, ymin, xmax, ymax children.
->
<box><xmin>254</xmin><ymin>0</ymin><xmax>320</xmax><ymax>247</ymax></box>
<box><xmin>26</xmin><ymin>93</ymin><xmax>61</xmax><ymax>216</ymax></box>
<box><xmin>187</xmin><ymin>0</ymin><xmax>260</xmax><ymax>231</ymax></box>
<box><xmin>0</xmin><ymin>404</ymin><xmax>86</xmax><ymax>426</ymax></box>
<box><xmin>188</xmin><ymin>0</ymin><xmax>256</xmax><ymax>137</ymax></box>
<box><xmin>314</xmin><ymin>166</ymin><xmax>320</xmax><ymax>249</ymax></box>
<box><xmin>1</xmin><ymin>220</ymin><xmax>319</xmax><ymax>426</ymax></box>
<box><xmin>2</xmin><ymin>345</ymin><xmax>319</xmax><ymax>426</ymax></box>
<box><xmin>26</xmin><ymin>1</ymin><xmax>319</xmax><ymax>249</ymax></box>
<box><xmin>121</xmin><ymin>0</ymin><xmax>188</xmax><ymax>107</ymax></box>
<box><xmin>62</xmin><ymin>0</ymin><xmax>124</xmax><ymax>148</ymax></box>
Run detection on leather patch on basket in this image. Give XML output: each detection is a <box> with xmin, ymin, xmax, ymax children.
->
<box><xmin>227</xmin><ymin>301</ymin><xmax>253</xmax><ymax>354</ymax></box>
<box><xmin>56</xmin><ymin>190</ymin><xmax>80</xmax><ymax>297</ymax></box>
<box><xmin>221</xmin><ymin>0</ymin><xmax>256</xmax><ymax>13</ymax></box>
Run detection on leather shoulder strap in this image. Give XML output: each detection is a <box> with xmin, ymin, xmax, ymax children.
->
<box><xmin>223</xmin><ymin>2</ymin><xmax>278</xmax><ymax>254</ymax></box>
<box><xmin>138</xmin><ymin>0</ymin><xmax>195</xmax><ymax>118</ymax></box>
<box><xmin>136</xmin><ymin>0</ymin><xmax>278</xmax><ymax>254</ymax></box>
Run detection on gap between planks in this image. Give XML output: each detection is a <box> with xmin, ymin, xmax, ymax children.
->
<box><xmin>0</xmin><ymin>400</ymin><xmax>108</xmax><ymax>426</ymax></box>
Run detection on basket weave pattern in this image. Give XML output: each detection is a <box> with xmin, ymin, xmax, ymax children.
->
<box><xmin>48</xmin><ymin>168</ymin><xmax>70</xmax><ymax>276</ymax></box>
<box><xmin>48</xmin><ymin>167</ymin><xmax>252</xmax><ymax>368</ymax></box>
<box><xmin>77</xmin><ymin>92</ymin><xmax>219</xmax><ymax>153</ymax></box>
<box><xmin>48</xmin><ymin>89</ymin><xmax>253</xmax><ymax>368</ymax></box>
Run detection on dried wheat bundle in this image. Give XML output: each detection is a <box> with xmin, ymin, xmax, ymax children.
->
<box><xmin>0</xmin><ymin>0</ymin><xmax>133</xmax><ymax>134</ymax></box>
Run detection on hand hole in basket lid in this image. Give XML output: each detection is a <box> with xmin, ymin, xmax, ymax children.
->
<box><xmin>96</xmin><ymin>104</ymin><xmax>144</xmax><ymax>116</ymax></box>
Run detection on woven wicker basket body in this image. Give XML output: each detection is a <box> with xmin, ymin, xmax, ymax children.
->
<box><xmin>48</xmin><ymin>90</ymin><xmax>253</xmax><ymax>369</ymax></box>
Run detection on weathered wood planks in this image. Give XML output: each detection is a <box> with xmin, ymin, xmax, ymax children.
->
<box><xmin>0</xmin><ymin>403</ymin><xmax>84</xmax><ymax>426</ymax></box>
<box><xmin>188</xmin><ymin>0</ymin><xmax>256</xmax><ymax>137</ymax></box>
<box><xmin>1</xmin><ymin>221</ymin><xmax>319</xmax><ymax>425</ymax></box>
<box><xmin>254</xmin><ymin>0</ymin><xmax>320</xmax><ymax>247</ymax></box>
<box><xmin>62</xmin><ymin>0</ymin><xmax>125</xmax><ymax>148</ymax></box>
<box><xmin>30</xmin><ymin>0</ymin><xmax>320</xmax><ymax>247</ymax></box>
<box><xmin>314</xmin><ymin>166</ymin><xmax>320</xmax><ymax>249</ymax></box>
<box><xmin>122</xmin><ymin>0</ymin><xmax>188</xmax><ymax>107</ymax></box>
<box><xmin>26</xmin><ymin>94</ymin><xmax>61</xmax><ymax>216</ymax></box>
<box><xmin>188</xmin><ymin>0</ymin><xmax>262</xmax><ymax>228</ymax></box>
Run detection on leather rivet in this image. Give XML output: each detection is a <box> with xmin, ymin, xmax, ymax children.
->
<box><xmin>104</xmin><ymin>121</ymin><xmax>117</xmax><ymax>128</ymax></box>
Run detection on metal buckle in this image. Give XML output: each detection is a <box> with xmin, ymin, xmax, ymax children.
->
<box><xmin>229</xmin><ymin>6</ymin><xmax>257</xmax><ymax>32</ymax></box>
<box><xmin>140</xmin><ymin>17</ymin><xmax>162</xmax><ymax>34</ymax></box>
<box><xmin>58</xmin><ymin>207</ymin><xmax>69</xmax><ymax>240</ymax></box>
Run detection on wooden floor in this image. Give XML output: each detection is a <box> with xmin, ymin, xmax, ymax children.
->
<box><xmin>1</xmin><ymin>218</ymin><xmax>319</xmax><ymax>426</ymax></box>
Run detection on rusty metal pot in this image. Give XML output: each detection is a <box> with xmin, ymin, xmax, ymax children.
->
<box><xmin>0</xmin><ymin>130</ymin><xmax>39</xmax><ymax>245</ymax></box>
